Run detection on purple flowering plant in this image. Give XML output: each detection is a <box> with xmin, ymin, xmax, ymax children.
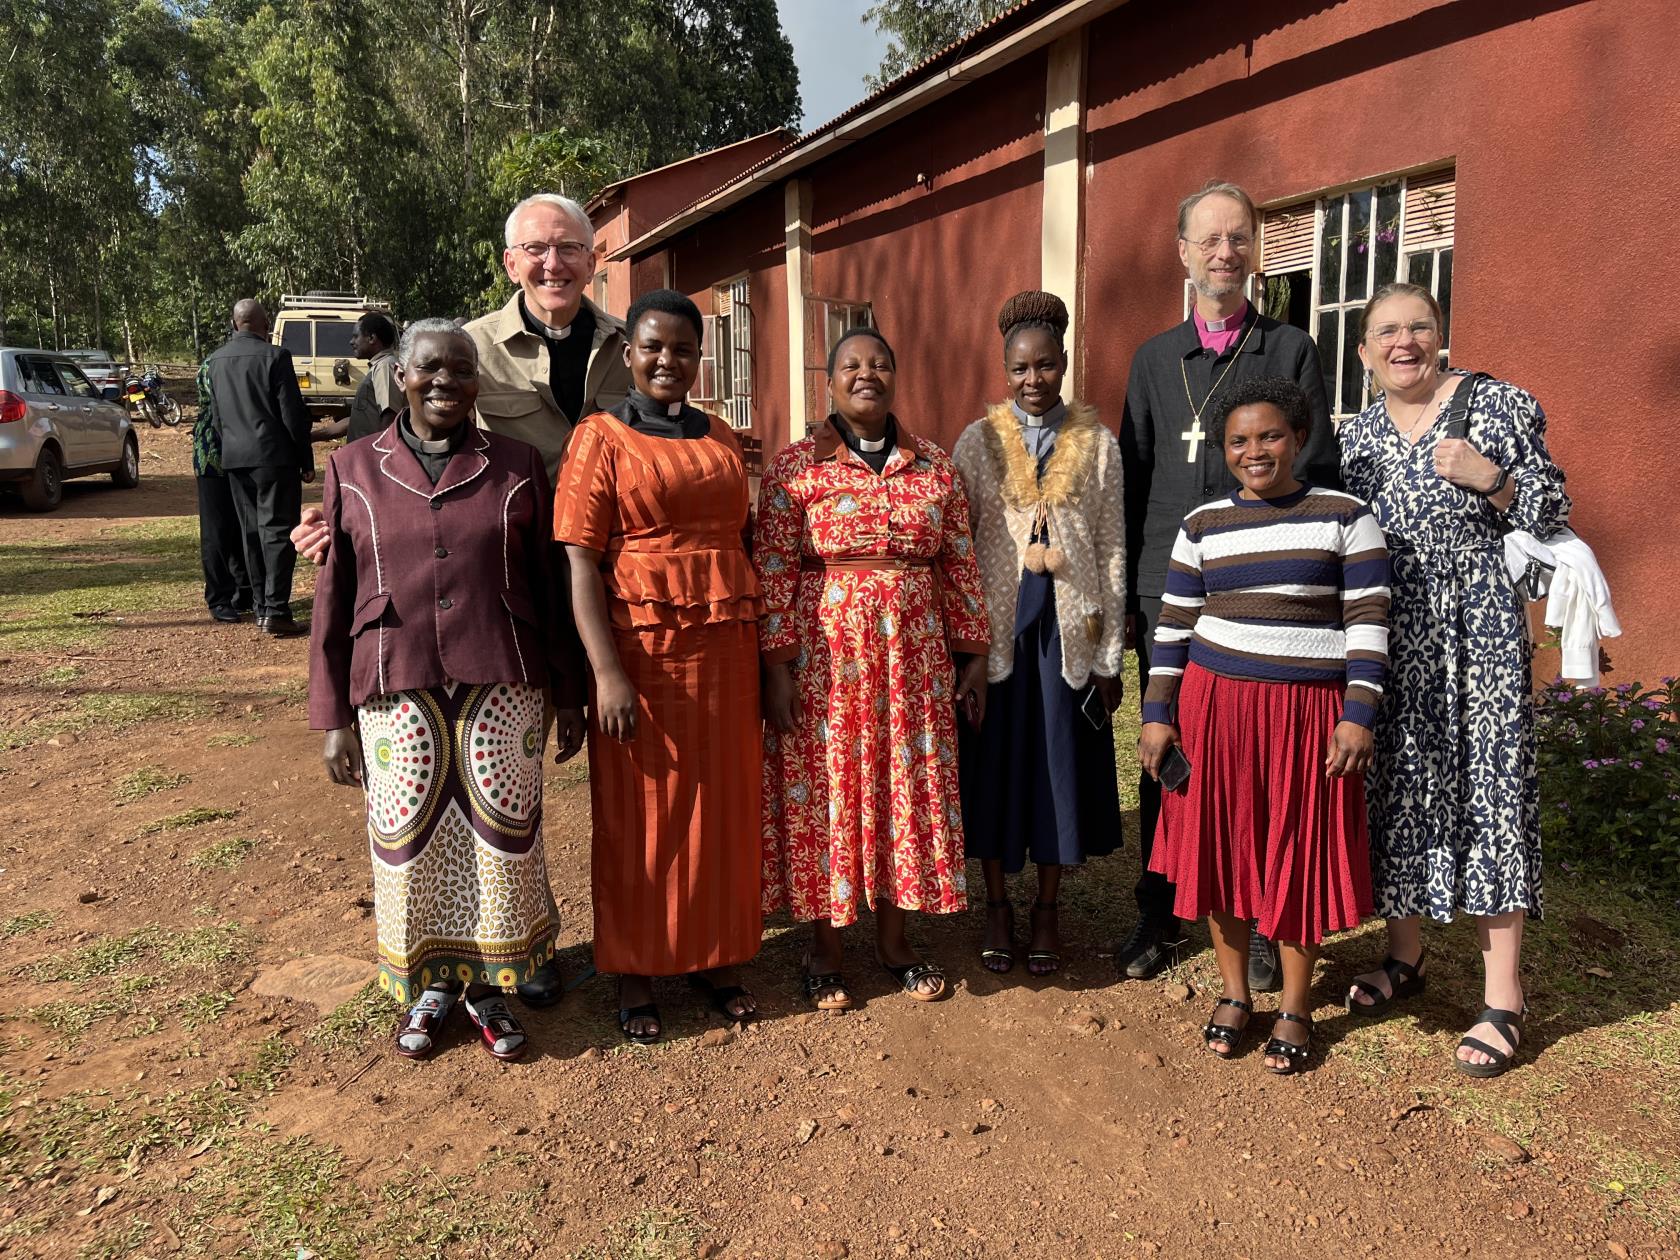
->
<box><xmin>1535</xmin><ymin>675</ymin><xmax>1680</xmax><ymax>882</ymax></box>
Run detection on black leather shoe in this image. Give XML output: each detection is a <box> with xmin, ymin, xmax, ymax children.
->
<box><xmin>259</xmin><ymin>614</ymin><xmax>302</xmax><ymax>638</ymax></box>
<box><xmin>1117</xmin><ymin>917</ymin><xmax>1184</xmax><ymax>980</ymax></box>
<box><xmin>210</xmin><ymin>607</ymin><xmax>242</xmax><ymax>624</ymax></box>
<box><xmin>1248</xmin><ymin>924</ymin><xmax>1281</xmax><ymax>993</ymax></box>
<box><xmin>515</xmin><ymin>960</ymin><xmax>565</xmax><ymax>1009</ymax></box>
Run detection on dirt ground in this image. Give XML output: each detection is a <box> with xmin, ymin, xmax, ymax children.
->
<box><xmin>0</xmin><ymin>408</ymin><xmax>1676</xmax><ymax>1259</ymax></box>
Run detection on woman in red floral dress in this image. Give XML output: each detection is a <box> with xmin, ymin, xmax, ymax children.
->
<box><xmin>756</xmin><ymin>328</ymin><xmax>990</xmax><ymax>1007</ymax></box>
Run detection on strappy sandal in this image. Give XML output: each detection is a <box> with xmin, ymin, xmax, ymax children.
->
<box><xmin>1345</xmin><ymin>953</ymin><xmax>1426</xmax><ymax>1017</ymax></box>
<box><xmin>801</xmin><ymin>952</ymin><xmax>854</xmax><ymax>1011</ymax></box>
<box><xmin>617</xmin><ymin>1002</ymin><xmax>662</xmax><ymax>1045</ymax></box>
<box><xmin>880</xmin><ymin>957</ymin><xmax>947</xmax><ymax>1003</ymax></box>
<box><xmin>979</xmin><ymin>899</ymin><xmax>1015</xmax><ymax>974</ymax></box>
<box><xmin>688</xmin><ymin>972</ymin><xmax>757</xmax><ymax>1022</ymax></box>
<box><xmin>1263</xmin><ymin>1012</ymin><xmax>1312</xmax><ymax>1075</ymax></box>
<box><xmin>1025</xmin><ymin>900</ymin><xmax>1061</xmax><ymax>977</ymax></box>
<box><xmin>1201</xmin><ymin>997</ymin><xmax>1251</xmax><ymax>1059</ymax></box>
<box><xmin>394</xmin><ymin>983</ymin><xmax>459</xmax><ymax>1060</ymax></box>
<box><xmin>461</xmin><ymin>990</ymin><xmax>527</xmax><ymax>1062</ymax></box>
<box><xmin>1455</xmin><ymin>1006</ymin><xmax>1526</xmax><ymax>1079</ymax></box>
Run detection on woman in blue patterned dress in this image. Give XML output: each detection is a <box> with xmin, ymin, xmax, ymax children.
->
<box><xmin>1338</xmin><ymin>283</ymin><xmax>1570</xmax><ymax>1078</ymax></box>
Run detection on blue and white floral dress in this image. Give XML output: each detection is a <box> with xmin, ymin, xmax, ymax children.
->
<box><xmin>1340</xmin><ymin>372</ymin><xmax>1570</xmax><ymax>921</ymax></box>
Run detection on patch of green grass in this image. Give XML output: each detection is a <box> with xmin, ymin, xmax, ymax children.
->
<box><xmin>26</xmin><ymin>976</ymin><xmax>161</xmax><ymax>1041</ymax></box>
<box><xmin>307</xmin><ymin>982</ymin><xmax>402</xmax><ymax>1057</ymax></box>
<box><xmin>236</xmin><ymin>1034</ymin><xmax>297</xmax><ymax>1093</ymax></box>
<box><xmin>206</xmin><ymin>731</ymin><xmax>259</xmax><ymax>747</ymax></box>
<box><xmin>1</xmin><ymin>690</ymin><xmax>210</xmax><ymax>751</ymax></box>
<box><xmin>137</xmin><ymin>805</ymin><xmax>240</xmax><ymax>835</ymax></box>
<box><xmin>112</xmin><ymin>767</ymin><xmax>189</xmax><ymax>803</ymax></box>
<box><xmin>572</xmin><ymin>1210</ymin><xmax>700</xmax><ymax>1260</ymax></box>
<box><xmin>34</xmin><ymin>665</ymin><xmax>79</xmax><ymax>686</ymax></box>
<box><xmin>155</xmin><ymin>923</ymin><xmax>247</xmax><ymax>969</ymax></box>
<box><xmin>29</xmin><ymin>928</ymin><xmax>157</xmax><ymax>984</ymax></box>
<box><xmin>178</xmin><ymin>991</ymin><xmax>235</xmax><ymax>1030</ymax></box>
<box><xmin>1</xmin><ymin>911</ymin><xmax>52</xmax><ymax>939</ymax></box>
<box><xmin>187</xmin><ymin>834</ymin><xmax>260</xmax><ymax>870</ymax></box>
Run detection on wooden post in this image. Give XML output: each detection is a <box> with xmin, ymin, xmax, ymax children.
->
<box><xmin>783</xmin><ymin>177</ymin><xmax>814</xmax><ymax>450</ymax></box>
<box><xmin>1041</xmin><ymin>30</ymin><xmax>1087</xmax><ymax>399</ymax></box>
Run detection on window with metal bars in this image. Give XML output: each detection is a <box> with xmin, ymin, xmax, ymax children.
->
<box><xmin>696</xmin><ymin>277</ymin><xmax>754</xmax><ymax>429</ymax></box>
<box><xmin>1259</xmin><ymin>167</ymin><xmax>1455</xmax><ymax>420</ymax></box>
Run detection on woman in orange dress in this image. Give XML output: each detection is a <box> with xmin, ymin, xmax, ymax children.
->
<box><xmin>757</xmin><ymin>327</ymin><xmax>990</xmax><ymax>1008</ymax></box>
<box><xmin>553</xmin><ymin>290</ymin><xmax>763</xmax><ymax>1044</ymax></box>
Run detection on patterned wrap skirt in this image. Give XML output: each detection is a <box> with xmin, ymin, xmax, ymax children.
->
<box><xmin>359</xmin><ymin>681</ymin><xmax>556</xmax><ymax>1003</ymax></box>
<box><xmin>1148</xmin><ymin>664</ymin><xmax>1373</xmax><ymax>945</ymax></box>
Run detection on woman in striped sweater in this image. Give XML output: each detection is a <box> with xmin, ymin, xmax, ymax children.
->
<box><xmin>1138</xmin><ymin>377</ymin><xmax>1390</xmax><ymax>1073</ymax></box>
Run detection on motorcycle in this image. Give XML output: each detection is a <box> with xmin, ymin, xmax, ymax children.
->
<box><xmin>123</xmin><ymin>370</ymin><xmax>180</xmax><ymax>428</ymax></box>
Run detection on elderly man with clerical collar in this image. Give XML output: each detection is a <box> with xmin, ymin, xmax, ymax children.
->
<box><xmin>1115</xmin><ymin>179</ymin><xmax>1340</xmax><ymax>988</ymax></box>
<box><xmin>464</xmin><ymin>193</ymin><xmax>630</xmax><ymax>480</ymax></box>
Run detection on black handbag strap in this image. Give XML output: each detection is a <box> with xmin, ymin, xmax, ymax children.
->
<box><xmin>1439</xmin><ymin>370</ymin><xmax>1491</xmax><ymax>438</ymax></box>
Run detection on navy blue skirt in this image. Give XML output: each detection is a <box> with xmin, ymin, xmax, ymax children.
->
<box><xmin>959</xmin><ymin>569</ymin><xmax>1123</xmax><ymax>871</ymax></box>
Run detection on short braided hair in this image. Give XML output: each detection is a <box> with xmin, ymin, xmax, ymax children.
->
<box><xmin>997</xmin><ymin>289</ymin><xmax>1069</xmax><ymax>352</ymax></box>
<box><xmin>1210</xmin><ymin>376</ymin><xmax>1312</xmax><ymax>447</ymax></box>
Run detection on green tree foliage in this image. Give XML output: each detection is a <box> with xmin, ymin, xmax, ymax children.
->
<box><xmin>862</xmin><ymin>0</ymin><xmax>1012</xmax><ymax>92</ymax></box>
<box><xmin>0</xmin><ymin>0</ymin><xmax>801</xmax><ymax>357</ymax></box>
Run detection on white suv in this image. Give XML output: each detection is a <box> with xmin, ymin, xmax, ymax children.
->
<box><xmin>0</xmin><ymin>347</ymin><xmax>140</xmax><ymax>511</ymax></box>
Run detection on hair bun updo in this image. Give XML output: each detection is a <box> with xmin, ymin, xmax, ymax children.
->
<box><xmin>997</xmin><ymin>290</ymin><xmax>1069</xmax><ymax>343</ymax></box>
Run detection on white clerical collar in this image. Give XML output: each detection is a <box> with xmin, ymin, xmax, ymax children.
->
<box><xmin>1203</xmin><ymin>313</ymin><xmax>1232</xmax><ymax>332</ymax></box>
<box><xmin>857</xmin><ymin>435</ymin><xmax>888</xmax><ymax>452</ymax></box>
<box><xmin>1011</xmin><ymin>399</ymin><xmax>1067</xmax><ymax>430</ymax></box>
<box><xmin>417</xmin><ymin>436</ymin><xmax>452</xmax><ymax>453</ymax></box>
<box><xmin>542</xmin><ymin>322</ymin><xmax>571</xmax><ymax>340</ymax></box>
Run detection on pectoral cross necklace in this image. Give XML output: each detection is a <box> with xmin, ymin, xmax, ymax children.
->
<box><xmin>1178</xmin><ymin>316</ymin><xmax>1258</xmax><ymax>463</ymax></box>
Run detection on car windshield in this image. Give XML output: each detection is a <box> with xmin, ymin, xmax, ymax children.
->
<box><xmin>315</xmin><ymin>321</ymin><xmax>357</xmax><ymax>357</ymax></box>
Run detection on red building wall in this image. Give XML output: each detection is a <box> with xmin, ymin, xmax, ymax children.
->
<box><xmin>1081</xmin><ymin>0</ymin><xmax>1679</xmax><ymax>683</ymax></box>
<box><xmin>806</xmin><ymin>49</ymin><xmax>1051</xmax><ymax>451</ymax></box>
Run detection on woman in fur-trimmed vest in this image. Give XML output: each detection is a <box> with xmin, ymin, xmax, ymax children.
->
<box><xmin>952</xmin><ymin>290</ymin><xmax>1127</xmax><ymax>977</ymax></box>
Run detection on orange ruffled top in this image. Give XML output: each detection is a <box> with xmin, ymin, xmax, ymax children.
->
<box><xmin>553</xmin><ymin>409</ymin><xmax>763</xmax><ymax>630</ymax></box>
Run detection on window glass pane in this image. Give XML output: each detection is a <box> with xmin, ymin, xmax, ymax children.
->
<box><xmin>1346</xmin><ymin>188</ymin><xmax>1373</xmax><ymax>302</ymax></box>
<box><xmin>1340</xmin><ymin>308</ymin><xmax>1364</xmax><ymax>414</ymax></box>
<box><xmin>20</xmin><ymin>358</ymin><xmax>64</xmax><ymax>394</ymax></box>
<box><xmin>716</xmin><ymin>314</ymin><xmax>733</xmax><ymax>398</ymax></box>
<box><xmin>316</xmin><ymin>321</ymin><xmax>356</xmax><ymax>357</ymax></box>
<box><xmin>1316</xmin><ymin>312</ymin><xmax>1340</xmax><ymax>411</ymax></box>
<box><xmin>1318</xmin><ymin>197</ymin><xmax>1343</xmax><ymax>305</ymax></box>
<box><xmin>1437</xmin><ymin>248</ymin><xmax>1454</xmax><ymax>345</ymax></box>
<box><xmin>1406</xmin><ymin>251</ymin><xmax>1433</xmax><ymax>287</ymax></box>
<box><xmin>57</xmin><ymin>363</ymin><xmax>96</xmax><ymax>398</ymax></box>
<box><xmin>280</xmin><ymin>322</ymin><xmax>311</xmax><ymax>355</ymax></box>
<box><xmin>1374</xmin><ymin>183</ymin><xmax>1402</xmax><ymax>287</ymax></box>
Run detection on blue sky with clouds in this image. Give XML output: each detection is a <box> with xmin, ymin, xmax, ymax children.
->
<box><xmin>776</xmin><ymin>0</ymin><xmax>891</xmax><ymax>131</ymax></box>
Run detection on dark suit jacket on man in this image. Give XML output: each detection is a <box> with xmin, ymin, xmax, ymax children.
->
<box><xmin>1119</xmin><ymin>308</ymin><xmax>1339</xmax><ymax>610</ymax></box>
<box><xmin>202</xmin><ymin>331</ymin><xmax>312</xmax><ymax>471</ymax></box>
<box><xmin>307</xmin><ymin>423</ymin><xmax>579</xmax><ymax>731</ymax></box>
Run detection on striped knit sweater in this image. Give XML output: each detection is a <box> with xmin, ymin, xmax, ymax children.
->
<box><xmin>1142</xmin><ymin>486</ymin><xmax>1391</xmax><ymax>729</ymax></box>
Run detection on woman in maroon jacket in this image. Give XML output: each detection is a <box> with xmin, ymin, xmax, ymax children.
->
<box><xmin>308</xmin><ymin>319</ymin><xmax>586</xmax><ymax>1063</ymax></box>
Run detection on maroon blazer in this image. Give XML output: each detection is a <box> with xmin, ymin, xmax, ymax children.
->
<box><xmin>307</xmin><ymin>421</ymin><xmax>579</xmax><ymax>730</ymax></box>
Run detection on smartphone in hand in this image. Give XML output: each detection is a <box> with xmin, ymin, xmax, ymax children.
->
<box><xmin>1079</xmin><ymin>685</ymin><xmax>1110</xmax><ymax>732</ymax></box>
<box><xmin>1158</xmin><ymin>744</ymin><xmax>1192</xmax><ymax>793</ymax></box>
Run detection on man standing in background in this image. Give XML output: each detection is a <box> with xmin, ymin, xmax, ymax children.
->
<box><xmin>192</xmin><ymin>346</ymin><xmax>253</xmax><ymax>624</ymax></box>
<box><xmin>202</xmin><ymin>298</ymin><xmax>313</xmax><ymax>638</ymax></box>
<box><xmin>346</xmin><ymin>311</ymin><xmax>400</xmax><ymax>442</ymax></box>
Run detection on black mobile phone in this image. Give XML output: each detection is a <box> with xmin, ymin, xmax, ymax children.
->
<box><xmin>1158</xmin><ymin>744</ymin><xmax>1192</xmax><ymax>793</ymax></box>
<box><xmin>1079</xmin><ymin>685</ymin><xmax>1111</xmax><ymax>732</ymax></box>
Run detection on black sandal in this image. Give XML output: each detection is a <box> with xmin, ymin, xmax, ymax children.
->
<box><xmin>688</xmin><ymin>972</ymin><xmax>757</xmax><ymax>1022</ymax></box>
<box><xmin>1025</xmin><ymin>900</ymin><xmax>1061</xmax><ymax>977</ymax></box>
<box><xmin>618</xmin><ymin>1002</ymin><xmax>662</xmax><ymax>1045</ymax></box>
<box><xmin>881</xmin><ymin>958</ymin><xmax>946</xmax><ymax>1002</ymax></box>
<box><xmin>1455</xmin><ymin>1006</ymin><xmax>1526</xmax><ymax>1078</ymax></box>
<box><xmin>1345</xmin><ymin>953</ymin><xmax>1426</xmax><ymax>1017</ymax></box>
<box><xmin>1263</xmin><ymin>1012</ymin><xmax>1312</xmax><ymax>1075</ymax></box>
<box><xmin>979</xmin><ymin>899</ymin><xmax>1015</xmax><ymax>974</ymax></box>
<box><xmin>800</xmin><ymin>952</ymin><xmax>853</xmax><ymax>1011</ymax></box>
<box><xmin>1201</xmin><ymin>997</ymin><xmax>1251</xmax><ymax>1058</ymax></box>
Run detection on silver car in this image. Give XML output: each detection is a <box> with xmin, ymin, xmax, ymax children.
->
<box><xmin>62</xmin><ymin>348</ymin><xmax>125</xmax><ymax>397</ymax></box>
<box><xmin>0</xmin><ymin>347</ymin><xmax>140</xmax><ymax>511</ymax></box>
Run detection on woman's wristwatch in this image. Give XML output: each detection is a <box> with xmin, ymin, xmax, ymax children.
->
<box><xmin>1483</xmin><ymin>466</ymin><xmax>1511</xmax><ymax>496</ymax></box>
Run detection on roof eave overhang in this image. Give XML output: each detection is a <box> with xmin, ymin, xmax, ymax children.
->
<box><xmin>610</xmin><ymin>0</ymin><xmax>1125</xmax><ymax>262</ymax></box>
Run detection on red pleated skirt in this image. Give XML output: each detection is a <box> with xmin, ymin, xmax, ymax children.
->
<box><xmin>1148</xmin><ymin>663</ymin><xmax>1373</xmax><ymax>945</ymax></box>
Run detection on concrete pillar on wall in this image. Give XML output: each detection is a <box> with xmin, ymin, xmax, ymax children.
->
<box><xmin>1041</xmin><ymin>29</ymin><xmax>1087</xmax><ymax>398</ymax></box>
<box><xmin>784</xmin><ymin>178</ymin><xmax>814</xmax><ymax>438</ymax></box>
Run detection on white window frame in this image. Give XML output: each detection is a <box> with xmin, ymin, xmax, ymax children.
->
<box><xmin>696</xmin><ymin>277</ymin><xmax>754</xmax><ymax>429</ymax></box>
<box><xmin>1260</xmin><ymin>166</ymin><xmax>1455</xmax><ymax>421</ymax></box>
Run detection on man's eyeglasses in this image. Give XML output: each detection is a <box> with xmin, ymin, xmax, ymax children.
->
<box><xmin>1368</xmin><ymin>320</ymin><xmax>1440</xmax><ymax>347</ymax></box>
<box><xmin>512</xmin><ymin>240</ymin><xmax>592</xmax><ymax>263</ymax></box>
<box><xmin>1182</xmin><ymin>233</ymin><xmax>1254</xmax><ymax>255</ymax></box>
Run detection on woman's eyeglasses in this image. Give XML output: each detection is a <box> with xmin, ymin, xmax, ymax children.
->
<box><xmin>1368</xmin><ymin>321</ymin><xmax>1440</xmax><ymax>347</ymax></box>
